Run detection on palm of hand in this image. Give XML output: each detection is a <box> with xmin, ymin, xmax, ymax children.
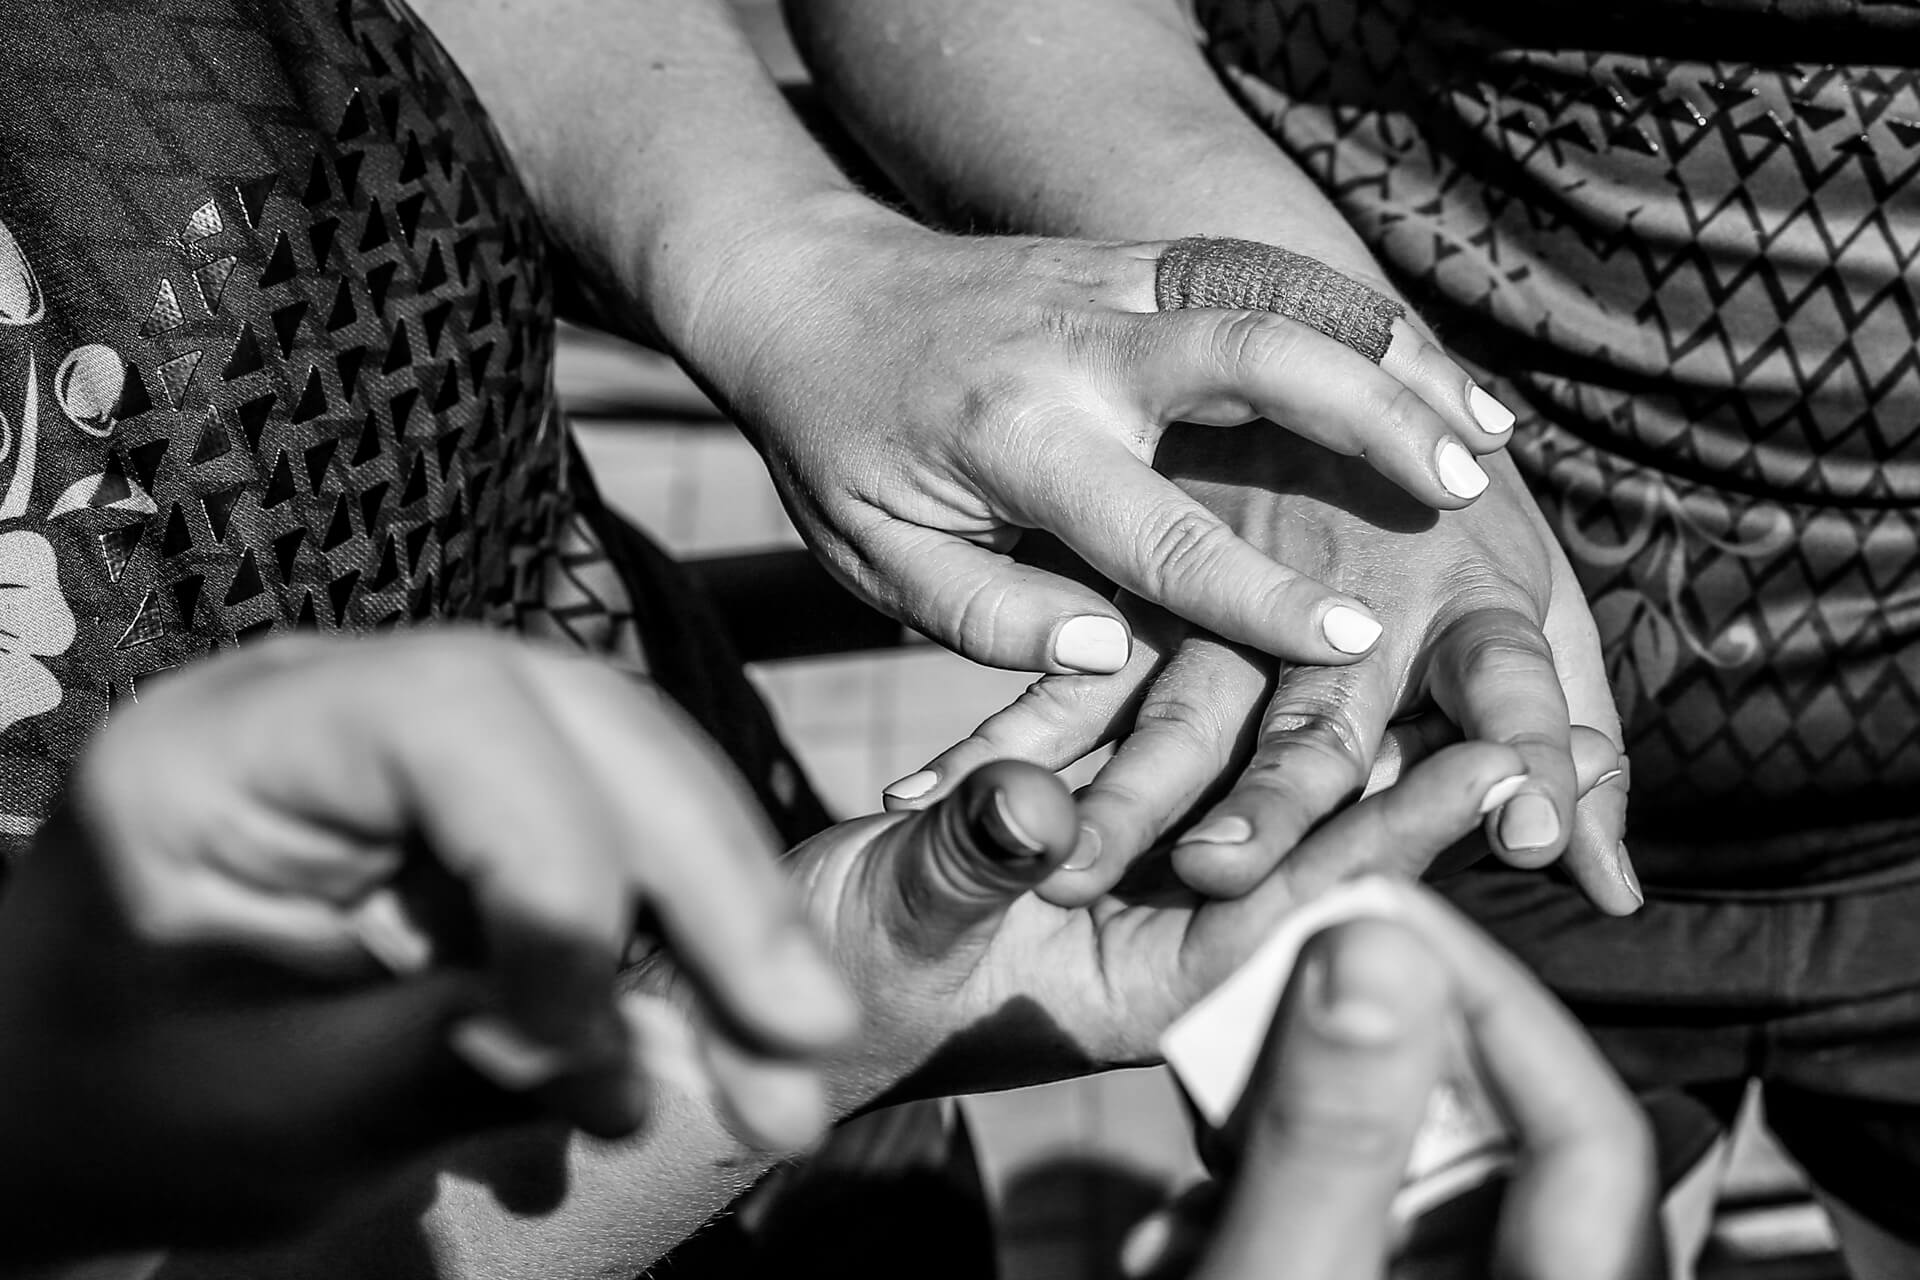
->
<box><xmin>780</xmin><ymin>742</ymin><xmax>1527</xmax><ymax>1112</ymax></box>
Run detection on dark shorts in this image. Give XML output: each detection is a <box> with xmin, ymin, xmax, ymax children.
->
<box><xmin>1440</xmin><ymin>865</ymin><xmax>1920</xmax><ymax>1243</ymax></box>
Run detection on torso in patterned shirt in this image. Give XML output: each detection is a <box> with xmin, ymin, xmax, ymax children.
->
<box><xmin>0</xmin><ymin>0</ymin><xmax>578</xmax><ymax>844</ymax></box>
<box><xmin>1201</xmin><ymin>0</ymin><xmax>1920</xmax><ymax>888</ymax></box>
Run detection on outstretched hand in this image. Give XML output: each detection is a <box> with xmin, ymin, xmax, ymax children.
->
<box><xmin>684</xmin><ymin>200</ymin><xmax>1517</xmax><ymax>676</ymax></box>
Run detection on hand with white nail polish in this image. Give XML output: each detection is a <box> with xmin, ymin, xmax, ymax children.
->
<box><xmin>0</xmin><ymin>631</ymin><xmax>858</xmax><ymax>1259</ymax></box>
<box><xmin>686</xmin><ymin>204</ymin><xmax>1514</xmax><ymax>675</ymax></box>
<box><xmin>890</xmin><ymin>426</ymin><xmax>1640</xmax><ymax>918</ymax></box>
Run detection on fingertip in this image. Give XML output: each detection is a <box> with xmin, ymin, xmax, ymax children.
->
<box><xmin>1435</xmin><ymin>439</ymin><xmax>1491</xmax><ymax>502</ymax></box>
<box><xmin>1465</xmin><ymin>383</ymin><xmax>1516</xmax><ymax>439</ymax></box>
<box><xmin>958</xmin><ymin>760</ymin><xmax>1080</xmax><ymax>865</ymax></box>
<box><xmin>1299</xmin><ymin>917</ymin><xmax>1445</xmax><ymax>1043</ymax></box>
<box><xmin>1319</xmin><ymin>602</ymin><xmax>1383</xmax><ymax>657</ymax></box>
<box><xmin>1033</xmin><ymin>822</ymin><xmax>1110</xmax><ymax>906</ymax></box>
<box><xmin>1568</xmin><ymin>726</ymin><xmax>1623</xmax><ymax>793</ymax></box>
<box><xmin>1051</xmin><ymin>613</ymin><xmax>1131</xmax><ymax>675</ymax></box>
<box><xmin>882</xmin><ymin>768</ymin><xmax>941</xmax><ymax>810</ymax></box>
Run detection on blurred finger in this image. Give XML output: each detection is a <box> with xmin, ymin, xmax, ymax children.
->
<box><xmin>1042</xmin><ymin>442</ymin><xmax>1385</xmax><ymax>663</ymax></box>
<box><xmin>1172</xmin><ymin>658</ymin><xmax>1397</xmax><ymax>899</ymax></box>
<box><xmin>1045</xmin><ymin>635</ymin><xmax>1272</xmax><ymax>906</ymax></box>
<box><xmin>1394</xmin><ymin>892</ymin><xmax>1661</xmax><ymax>1280</ymax></box>
<box><xmin>876</xmin><ymin>761</ymin><xmax>1079</xmax><ymax>959</ymax></box>
<box><xmin>1195</xmin><ymin>918</ymin><xmax>1447</xmax><ymax>1280</ymax></box>
<box><xmin>530</xmin><ymin>661</ymin><xmax>860</xmax><ymax>1059</ymax></box>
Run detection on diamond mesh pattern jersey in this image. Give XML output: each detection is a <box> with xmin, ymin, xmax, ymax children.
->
<box><xmin>0</xmin><ymin>0</ymin><xmax>825</xmax><ymax>856</ymax></box>
<box><xmin>1200</xmin><ymin>0</ymin><xmax>1920</xmax><ymax>890</ymax></box>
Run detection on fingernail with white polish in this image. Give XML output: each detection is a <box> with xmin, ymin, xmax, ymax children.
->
<box><xmin>1053</xmin><ymin>615</ymin><xmax>1130</xmax><ymax>674</ymax></box>
<box><xmin>1589</xmin><ymin>768</ymin><xmax>1623</xmax><ymax>790</ymax></box>
<box><xmin>1062</xmin><ymin>824</ymin><xmax>1101</xmax><ymax>872</ymax></box>
<box><xmin>1478</xmin><ymin>773</ymin><xmax>1528</xmax><ymax>815</ymax></box>
<box><xmin>1322</xmin><ymin>604</ymin><xmax>1383</xmax><ymax>655</ymax></box>
<box><xmin>1182</xmin><ymin>815</ymin><xmax>1253</xmax><ymax>847</ymax></box>
<box><xmin>884</xmin><ymin>769</ymin><xmax>939</xmax><ymax>804</ymax></box>
<box><xmin>1437</xmin><ymin>439</ymin><xmax>1490</xmax><ymax>500</ymax></box>
<box><xmin>1466</xmin><ymin>383</ymin><xmax>1516</xmax><ymax>435</ymax></box>
<box><xmin>450</xmin><ymin>1016</ymin><xmax>569</xmax><ymax>1091</ymax></box>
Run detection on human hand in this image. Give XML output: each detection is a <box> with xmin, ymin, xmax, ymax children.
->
<box><xmin>778</xmin><ymin>739</ymin><xmax>1528</xmax><ymax>1112</ymax></box>
<box><xmin>0</xmin><ymin>632</ymin><xmax>857</xmax><ymax>1255</ymax></box>
<box><xmin>1160</xmin><ymin>891</ymin><xmax>1659</xmax><ymax>1280</ymax></box>
<box><xmin>680</xmin><ymin>198</ymin><xmax>1518</xmax><ymax>675</ymax></box>
<box><xmin>888</xmin><ymin>427</ymin><xmax>1639</xmax><ymax>916</ymax></box>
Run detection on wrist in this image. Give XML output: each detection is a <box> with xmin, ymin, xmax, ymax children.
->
<box><xmin>636</xmin><ymin>187</ymin><xmax>912</xmax><ymax>374</ymax></box>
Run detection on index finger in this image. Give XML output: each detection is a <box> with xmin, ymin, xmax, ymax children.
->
<box><xmin>527</xmin><ymin>658</ymin><xmax>859</xmax><ymax>1058</ymax></box>
<box><xmin>1029</xmin><ymin>438</ymin><xmax>1387</xmax><ymax>664</ymax></box>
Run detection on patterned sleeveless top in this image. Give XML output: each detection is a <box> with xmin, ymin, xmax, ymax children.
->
<box><xmin>1200</xmin><ymin>0</ymin><xmax>1920</xmax><ymax>888</ymax></box>
<box><xmin>0</xmin><ymin>0</ymin><xmax>827</xmax><ymax>863</ymax></box>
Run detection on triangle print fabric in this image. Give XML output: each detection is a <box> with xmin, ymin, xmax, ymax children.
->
<box><xmin>1203</xmin><ymin>0</ymin><xmax>1920</xmax><ymax>884</ymax></box>
<box><xmin>0</xmin><ymin>0</ymin><xmax>570</xmax><ymax>845</ymax></box>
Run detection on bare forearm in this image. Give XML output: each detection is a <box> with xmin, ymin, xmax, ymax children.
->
<box><xmin>410</xmin><ymin>0</ymin><xmax>861</xmax><ymax>352</ymax></box>
<box><xmin>791</xmin><ymin>0</ymin><xmax>1371</xmax><ymax>266</ymax></box>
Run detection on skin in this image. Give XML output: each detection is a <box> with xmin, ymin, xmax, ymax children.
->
<box><xmin>1192</xmin><ymin>899</ymin><xmax>1662</xmax><ymax>1280</ymax></box>
<box><xmin>791</xmin><ymin>0</ymin><xmax>1638</xmax><ymax>914</ymax></box>
<box><xmin>413</xmin><ymin>0</ymin><xmax>1521</xmax><ymax>679</ymax></box>
<box><xmin>0</xmin><ymin>632</ymin><xmax>859</xmax><ymax>1260</ymax></box>
<box><xmin>153</xmin><ymin>713</ymin><xmax>1537</xmax><ymax>1278</ymax></box>
<box><xmin>0</xmin><ymin>638</ymin><xmax>1658</xmax><ymax>1279</ymax></box>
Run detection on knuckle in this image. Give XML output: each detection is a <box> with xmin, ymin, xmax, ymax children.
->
<box><xmin>1216</xmin><ymin>311</ymin><xmax>1306</xmax><ymax>377</ymax></box>
<box><xmin>1139</xmin><ymin>507</ymin><xmax>1233</xmax><ymax>593</ymax></box>
<box><xmin>1375</xmin><ymin>382</ymin><xmax>1439</xmax><ymax>448</ymax></box>
<box><xmin>1257</xmin><ymin>708</ymin><xmax>1369</xmax><ymax>780</ymax></box>
<box><xmin>1447</xmin><ymin>612</ymin><xmax>1554</xmax><ymax>677</ymax></box>
<box><xmin>1135</xmin><ymin>691</ymin><xmax>1234</xmax><ymax>760</ymax></box>
<box><xmin>945</xmin><ymin>573</ymin><xmax>1022</xmax><ymax>659</ymax></box>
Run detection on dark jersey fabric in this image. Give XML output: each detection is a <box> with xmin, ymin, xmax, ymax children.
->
<box><xmin>0</xmin><ymin>0</ymin><xmax>827</xmax><ymax>860</ymax></box>
<box><xmin>1200</xmin><ymin>0</ymin><xmax>1920</xmax><ymax>890</ymax></box>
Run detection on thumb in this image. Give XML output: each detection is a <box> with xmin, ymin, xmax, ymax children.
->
<box><xmin>1196</xmin><ymin>918</ymin><xmax>1448</xmax><ymax>1280</ymax></box>
<box><xmin>878</xmin><ymin>761</ymin><xmax>1078</xmax><ymax>958</ymax></box>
